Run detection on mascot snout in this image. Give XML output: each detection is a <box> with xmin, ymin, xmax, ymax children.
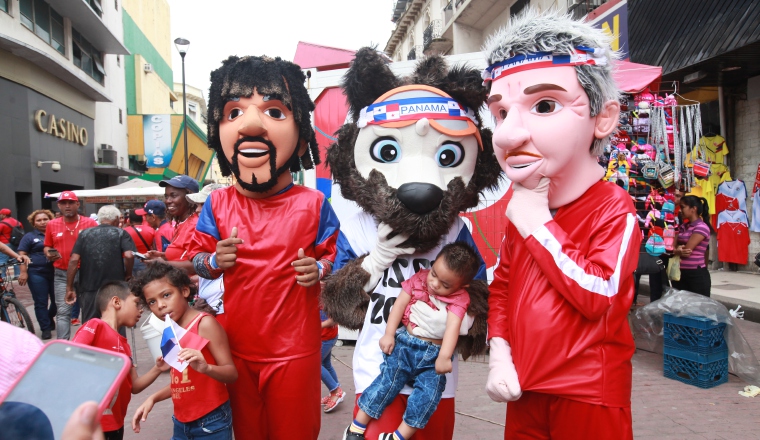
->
<box><xmin>397</xmin><ymin>183</ymin><xmax>444</xmax><ymax>214</ymax></box>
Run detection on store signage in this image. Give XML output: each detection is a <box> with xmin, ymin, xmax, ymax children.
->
<box><xmin>587</xmin><ymin>0</ymin><xmax>629</xmax><ymax>59</ymax></box>
<box><xmin>143</xmin><ymin>114</ymin><xmax>173</xmax><ymax>168</ymax></box>
<box><xmin>33</xmin><ymin>110</ymin><xmax>88</xmax><ymax>146</ymax></box>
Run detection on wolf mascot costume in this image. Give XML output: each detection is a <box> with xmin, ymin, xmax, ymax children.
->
<box><xmin>482</xmin><ymin>10</ymin><xmax>641</xmax><ymax>439</ymax></box>
<box><xmin>322</xmin><ymin>48</ymin><xmax>502</xmax><ymax>439</ymax></box>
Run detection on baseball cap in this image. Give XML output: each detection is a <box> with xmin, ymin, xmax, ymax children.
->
<box><xmin>141</xmin><ymin>200</ymin><xmax>166</xmax><ymax>216</ymax></box>
<box><xmin>58</xmin><ymin>191</ymin><xmax>79</xmax><ymax>202</ymax></box>
<box><xmin>0</xmin><ymin>208</ymin><xmax>10</xmax><ymax>216</ymax></box>
<box><xmin>159</xmin><ymin>175</ymin><xmax>199</xmax><ymax>194</ymax></box>
<box><xmin>186</xmin><ymin>184</ymin><xmax>226</xmax><ymax>205</ymax></box>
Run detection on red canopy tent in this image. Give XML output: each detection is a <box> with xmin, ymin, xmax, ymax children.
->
<box><xmin>613</xmin><ymin>59</ymin><xmax>663</xmax><ymax>93</ymax></box>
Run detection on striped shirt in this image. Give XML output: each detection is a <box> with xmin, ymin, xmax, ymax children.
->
<box><xmin>677</xmin><ymin>219</ymin><xmax>710</xmax><ymax>269</ymax></box>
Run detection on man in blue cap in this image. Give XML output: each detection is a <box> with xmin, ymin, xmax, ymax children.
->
<box><xmin>145</xmin><ymin>175</ymin><xmax>199</xmax><ymax>273</ymax></box>
<box><xmin>138</xmin><ymin>200</ymin><xmax>172</xmax><ymax>252</ymax></box>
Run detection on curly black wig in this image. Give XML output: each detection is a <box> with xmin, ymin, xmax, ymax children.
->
<box><xmin>207</xmin><ymin>55</ymin><xmax>319</xmax><ymax>177</ymax></box>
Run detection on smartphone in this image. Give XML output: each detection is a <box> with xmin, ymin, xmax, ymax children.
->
<box><xmin>47</xmin><ymin>248</ymin><xmax>60</xmax><ymax>258</ymax></box>
<box><xmin>133</xmin><ymin>251</ymin><xmax>147</xmax><ymax>260</ymax></box>
<box><xmin>0</xmin><ymin>340</ymin><xmax>130</xmax><ymax>440</ymax></box>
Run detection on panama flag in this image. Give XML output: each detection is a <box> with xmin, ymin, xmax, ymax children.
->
<box><xmin>160</xmin><ymin>315</ymin><xmax>209</xmax><ymax>372</ymax></box>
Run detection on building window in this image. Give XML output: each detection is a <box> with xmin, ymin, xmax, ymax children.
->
<box><xmin>119</xmin><ymin>108</ymin><xmax>122</xmax><ymax>124</ymax></box>
<box><xmin>19</xmin><ymin>0</ymin><xmax>65</xmax><ymax>55</ymax></box>
<box><xmin>73</xmin><ymin>28</ymin><xmax>105</xmax><ymax>84</ymax></box>
<box><xmin>116</xmin><ymin>55</ymin><xmax>120</xmax><ymax>66</ymax></box>
<box><xmin>86</xmin><ymin>0</ymin><xmax>102</xmax><ymax>17</ymax></box>
<box><xmin>0</xmin><ymin>0</ymin><xmax>8</xmax><ymax>13</ymax></box>
<box><xmin>114</xmin><ymin>0</ymin><xmax>118</xmax><ymax>10</ymax></box>
<box><xmin>188</xmin><ymin>102</ymin><xmax>198</xmax><ymax>122</ymax></box>
<box><xmin>188</xmin><ymin>155</ymin><xmax>206</xmax><ymax>182</ymax></box>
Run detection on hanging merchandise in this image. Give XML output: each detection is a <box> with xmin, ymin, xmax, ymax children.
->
<box><xmin>662</xmin><ymin>226</ymin><xmax>676</xmax><ymax>252</ymax></box>
<box><xmin>752</xmin><ymin>191</ymin><xmax>760</xmax><ymax>233</ymax></box>
<box><xmin>645</xmin><ymin>233</ymin><xmax>666</xmax><ymax>256</ymax></box>
<box><xmin>717</xmin><ymin>210</ymin><xmax>750</xmax><ymax>265</ymax></box>
<box><xmin>752</xmin><ymin>164</ymin><xmax>760</xmax><ymax>196</ymax></box>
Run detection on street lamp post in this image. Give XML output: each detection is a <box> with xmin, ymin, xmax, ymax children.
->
<box><xmin>174</xmin><ymin>38</ymin><xmax>190</xmax><ymax>176</ymax></box>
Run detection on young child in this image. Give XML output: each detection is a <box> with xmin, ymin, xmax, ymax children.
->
<box><xmin>71</xmin><ymin>281</ymin><xmax>168</xmax><ymax>440</ymax></box>
<box><xmin>320</xmin><ymin>308</ymin><xmax>345</xmax><ymax>413</ymax></box>
<box><xmin>344</xmin><ymin>243</ymin><xmax>480</xmax><ymax>440</ymax></box>
<box><xmin>129</xmin><ymin>262</ymin><xmax>237</xmax><ymax>439</ymax></box>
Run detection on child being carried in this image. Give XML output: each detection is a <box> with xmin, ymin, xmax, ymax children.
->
<box><xmin>344</xmin><ymin>242</ymin><xmax>480</xmax><ymax>440</ymax></box>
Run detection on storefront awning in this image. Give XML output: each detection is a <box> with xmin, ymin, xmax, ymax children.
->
<box><xmin>46</xmin><ymin>179</ymin><xmax>163</xmax><ymax>204</ymax></box>
<box><xmin>613</xmin><ymin>60</ymin><xmax>662</xmax><ymax>94</ymax></box>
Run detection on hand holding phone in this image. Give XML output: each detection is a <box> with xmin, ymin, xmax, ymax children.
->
<box><xmin>133</xmin><ymin>252</ymin><xmax>147</xmax><ymax>261</ymax></box>
<box><xmin>46</xmin><ymin>248</ymin><xmax>61</xmax><ymax>262</ymax></box>
<box><xmin>0</xmin><ymin>340</ymin><xmax>130</xmax><ymax>440</ymax></box>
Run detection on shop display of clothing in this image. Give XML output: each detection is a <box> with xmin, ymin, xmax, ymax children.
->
<box><xmin>752</xmin><ymin>191</ymin><xmax>760</xmax><ymax>233</ymax></box>
<box><xmin>717</xmin><ymin>210</ymin><xmax>750</xmax><ymax>265</ymax></box>
<box><xmin>716</xmin><ymin>180</ymin><xmax>747</xmax><ymax>212</ymax></box>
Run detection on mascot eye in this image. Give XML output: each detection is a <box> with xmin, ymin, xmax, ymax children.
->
<box><xmin>228</xmin><ymin>108</ymin><xmax>243</xmax><ymax>120</ymax></box>
<box><xmin>264</xmin><ymin>108</ymin><xmax>286</xmax><ymax>120</ymax></box>
<box><xmin>531</xmin><ymin>100</ymin><xmax>563</xmax><ymax>114</ymax></box>
<box><xmin>370</xmin><ymin>137</ymin><xmax>401</xmax><ymax>163</ymax></box>
<box><xmin>436</xmin><ymin>142</ymin><xmax>465</xmax><ymax>168</ymax></box>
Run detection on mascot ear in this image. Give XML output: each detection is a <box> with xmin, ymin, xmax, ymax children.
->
<box><xmin>343</xmin><ymin>47</ymin><xmax>401</xmax><ymax>122</ymax></box>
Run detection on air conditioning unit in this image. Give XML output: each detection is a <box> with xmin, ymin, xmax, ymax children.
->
<box><xmin>144</xmin><ymin>63</ymin><xmax>154</xmax><ymax>73</ymax></box>
<box><xmin>98</xmin><ymin>144</ymin><xmax>117</xmax><ymax>166</ymax></box>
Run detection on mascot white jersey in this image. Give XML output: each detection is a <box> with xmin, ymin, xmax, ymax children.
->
<box><xmin>323</xmin><ymin>48</ymin><xmax>502</xmax><ymax>440</ymax></box>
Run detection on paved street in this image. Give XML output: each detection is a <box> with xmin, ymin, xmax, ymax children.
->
<box><xmin>11</xmin><ymin>271</ymin><xmax>760</xmax><ymax>439</ymax></box>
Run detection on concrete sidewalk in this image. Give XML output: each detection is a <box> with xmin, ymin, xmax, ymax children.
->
<box><xmin>11</xmin><ymin>276</ymin><xmax>760</xmax><ymax>439</ymax></box>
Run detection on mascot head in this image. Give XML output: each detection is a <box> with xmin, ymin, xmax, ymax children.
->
<box><xmin>327</xmin><ymin>48</ymin><xmax>502</xmax><ymax>253</ymax></box>
<box><xmin>207</xmin><ymin>55</ymin><xmax>319</xmax><ymax>194</ymax></box>
<box><xmin>483</xmin><ymin>9</ymin><xmax>621</xmax><ymax>207</ymax></box>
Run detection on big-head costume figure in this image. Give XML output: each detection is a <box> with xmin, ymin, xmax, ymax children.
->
<box><xmin>482</xmin><ymin>10</ymin><xmax>641</xmax><ymax>439</ymax></box>
<box><xmin>187</xmin><ymin>55</ymin><xmax>340</xmax><ymax>440</ymax></box>
<box><xmin>322</xmin><ymin>48</ymin><xmax>502</xmax><ymax>439</ymax></box>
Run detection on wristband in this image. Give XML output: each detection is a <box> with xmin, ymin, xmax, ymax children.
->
<box><xmin>317</xmin><ymin>261</ymin><xmax>324</xmax><ymax>280</ymax></box>
<box><xmin>210</xmin><ymin>252</ymin><xmax>219</xmax><ymax>270</ymax></box>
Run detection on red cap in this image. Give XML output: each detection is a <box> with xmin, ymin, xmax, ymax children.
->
<box><xmin>134</xmin><ymin>208</ymin><xmax>147</xmax><ymax>215</ymax></box>
<box><xmin>58</xmin><ymin>191</ymin><xmax>79</xmax><ymax>202</ymax></box>
<box><xmin>0</xmin><ymin>208</ymin><xmax>10</xmax><ymax>216</ymax></box>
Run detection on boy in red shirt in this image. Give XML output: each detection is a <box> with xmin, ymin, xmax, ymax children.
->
<box><xmin>72</xmin><ymin>280</ymin><xmax>168</xmax><ymax>440</ymax></box>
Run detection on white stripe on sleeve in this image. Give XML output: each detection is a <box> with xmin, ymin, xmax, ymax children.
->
<box><xmin>530</xmin><ymin>213</ymin><xmax>636</xmax><ymax>298</ymax></box>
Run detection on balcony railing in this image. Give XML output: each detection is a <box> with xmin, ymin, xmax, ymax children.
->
<box><xmin>423</xmin><ymin>19</ymin><xmax>443</xmax><ymax>52</ymax></box>
<box><xmin>567</xmin><ymin>0</ymin><xmax>607</xmax><ymax>20</ymax></box>
<box><xmin>443</xmin><ymin>1</ymin><xmax>453</xmax><ymax>25</ymax></box>
<box><xmin>407</xmin><ymin>47</ymin><xmax>416</xmax><ymax>60</ymax></box>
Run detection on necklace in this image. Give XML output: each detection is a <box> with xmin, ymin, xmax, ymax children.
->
<box><xmin>64</xmin><ymin>216</ymin><xmax>80</xmax><ymax>236</ymax></box>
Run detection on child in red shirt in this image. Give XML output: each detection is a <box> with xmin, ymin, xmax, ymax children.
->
<box><xmin>345</xmin><ymin>243</ymin><xmax>479</xmax><ymax>440</ymax></box>
<box><xmin>130</xmin><ymin>262</ymin><xmax>237</xmax><ymax>439</ymax></box>
<box><xmin>72</xmin><ymin>281</ymin><xmax>168</xmax><ymax>440</ymax></box>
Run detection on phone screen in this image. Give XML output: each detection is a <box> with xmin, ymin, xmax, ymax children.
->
<box><xmin>0</xmin><ymin>341</ymin><xmax>129</xmax><ymax>440</ymax></box>
<box><xmin>134</xmin><ymin>251</ymin><xmax>147</xmax><ymax>260</ymax></box>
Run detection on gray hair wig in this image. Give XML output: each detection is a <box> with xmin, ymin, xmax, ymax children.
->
<box><xmin>483</xmin><ymin>8</ymin><xmax>621</xmax><ymax>155</ymax></box>
<box><xmin>97</xmin><ymin>205</ymin><xmax>121</xmax><ymax>224</ymax></box>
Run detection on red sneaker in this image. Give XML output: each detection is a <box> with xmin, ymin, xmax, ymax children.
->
<box><xmin>70</xmin><ymin>318</ymin><xmax>81</xmax><ymax>326</ymax></box>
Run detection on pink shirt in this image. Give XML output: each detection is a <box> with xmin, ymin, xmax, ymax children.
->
<box><xmin>400</xmin><ymin>269</ymin><xmax>469</xmax><ymax>328</ymax></box>
<box><xmin>0</xmin><ymin>321</ymin><xmax>43</xmax><ymax>397</ymax></box>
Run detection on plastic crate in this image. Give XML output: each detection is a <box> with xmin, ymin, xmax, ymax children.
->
<box><xmin>663</xmin><ymin>346</ymin><xmax>728</xmax><ymax>389</ymax></box>
<box><xmin>663</xmin><ymin>313</ymin><xmax>727</xmax><ymax>354</ymax></box>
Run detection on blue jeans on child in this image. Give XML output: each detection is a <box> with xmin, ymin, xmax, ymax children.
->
<box><xmin>172</xmin><ymin>400</ymin><xmax>232</xmax><ymax>440</ymax></box>
<box><xmin>321</xmin><ymin>336</ymin><xmax>340</xmax><ymax>392</ymax></box>
<box><xmin>357</xmin><ymin>328</ymin><xmax>447</xmax><ymax>429</ymax></box>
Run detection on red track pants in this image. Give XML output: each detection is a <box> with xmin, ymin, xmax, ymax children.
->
<box><xmin>504</xmin><ymin>391</ymin><xmax>632</xmax><ymax>440</ymax></box>
<box><xmin>228</xmin><ymin>351</ymin><xmax>321</xmax><ymax>440</ymax></box>
<box><xmin>353</xmin><ymin>394</ymin><xmax>455</xmax><ymax>440</ymax></box>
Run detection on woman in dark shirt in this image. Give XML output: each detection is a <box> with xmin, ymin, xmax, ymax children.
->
<box><xmin>17</xmin><ymin>209</ymin><xmax>55</xmax><ymax>339</ymax></box>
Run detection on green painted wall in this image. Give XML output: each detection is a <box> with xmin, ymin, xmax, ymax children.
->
<box><xmin>122</xmin><ymin>10</ymin><xmax>174</xmax><ymax>114</ymax></box>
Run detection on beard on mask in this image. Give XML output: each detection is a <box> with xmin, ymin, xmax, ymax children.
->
<box><xmin>348</xmin><ymin>167</ymin><xmax>480</xmax><ymax>253</ymax></box>
<box><xmin>229</xmin><ymin>136</ymin><xmax>299</xmax><ymax>193</ymax></box>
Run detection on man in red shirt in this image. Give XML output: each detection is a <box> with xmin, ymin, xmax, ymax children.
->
<box><xmin>139</xmin><ymin>200</ymin><xmax>172</xmax><ymax>252</ymax></box>
<box><xmin>44</xmin><ymin>191</ymin><xmax>98</xmax><ymax>340</ymax></box>
<box><xmin>125</xmin><ymin>209</ymin><xmax>155</xmax><ymax>274</ymax></box>
<box><xmin>0</xmin><ymin>208</ymin><xmax>23</xmax><ymax>277</ymax></box>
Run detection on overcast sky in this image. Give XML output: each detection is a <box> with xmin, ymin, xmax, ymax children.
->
<box><xmin>166</xmin><ymin>0</ymin><xmax>396</xmax><ymax>100</ymax></box>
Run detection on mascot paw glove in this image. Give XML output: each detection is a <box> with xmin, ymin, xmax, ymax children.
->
<box><xmin>485</xmin><ymin>337</ymin><xmax>522</xmax><ymax>402</ymax></box>
<box><xmin>506</xmin><ymin>177</ymin><xmax>552</xmax><ymax>238</ymax></box>
<box><xmin>361</xmin><ymin>223</ymin><xmax>415</xmax><ymax>291</ymax></box>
